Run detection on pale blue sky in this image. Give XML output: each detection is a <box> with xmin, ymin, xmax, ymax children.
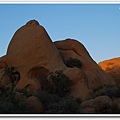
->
<box><xmin>0</xmin><ymin>4</ymin><xmax>120</xmax><ymax>63</ymax></box>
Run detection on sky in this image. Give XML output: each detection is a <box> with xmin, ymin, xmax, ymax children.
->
<box><xmin>0</xmin><ymin>3</ymin><xmax>120</xmax><ymax>63</ymax></box>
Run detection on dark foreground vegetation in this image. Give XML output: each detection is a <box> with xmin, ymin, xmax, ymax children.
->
<box><xmin>0</xmin><ymin>58</ymin><xmax>120</xmax><ymax>114</ymax></box>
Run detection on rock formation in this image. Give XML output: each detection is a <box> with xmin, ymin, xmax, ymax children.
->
<box><xmin>0</xmin><ymin>20</ymin><xmax>116</xmax><ymax>97</ymax></box>
<box><xmin>99</xmin><ymin>57</ymin><xmax>120</xmax><ymax>84</ymax></box>
<box><xmin>0</xmin><ymin>20</ymin><xmax>66</xmax><ymax>93</ymax></box>
<box><xmin>55</xmin><ymin>39</ymin><xmax>115</xmax><ymax>98</ymax></box>
<box><xmin>0</xmin><ymin>20</ymin><xmax>119</xmax><ymax>113</ymax></box>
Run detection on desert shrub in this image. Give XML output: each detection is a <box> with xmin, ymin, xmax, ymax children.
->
<box><xmin>0</xmin><ymin>66</ymin><xmax>15</xmax><ymax>80</ymax></box>
<box><xmin>40</xmin><ymin>70</ymin><xmax>73</xmax><ymax>97</ymax></box>
<box><xmin>0</xmin><ymin>66</ymin><xmax>17</xmax><ymax>83</ymax></box>
<box><xmin>95</xmin><ymin>103</ymin><xmax>111</xmax><ymax>113</ymax></box>
<box><xmin>0</xmin><ymin>66</ymin><xmax>32</xmax><ymax>113</ymax></box>
<box><xmin>49</xmin><ymin>70</ymin><xmax>73</xmax><ymax>97</ymax></box>
<box><xmin>0</xmin><ymin>83</ymin><xmax>33</xmax><ymax>113</ymax></box>
<box><xmin>95</xmin><ymin>102</ymin><xmax>120</xmax><ymax>114</ymax></box>
<box><xmin>0</xmin><ymin>85</ymin><xmax>33</xmax><ymax>113</ymax></box>
<box><xmin>46</xmin><ymin>96</ymin><xmax>80</xmax><ymax>113</ymax></box>
<box><xmin>113</xmin><ymin>85</ymin><xmax>120</xmax><ymax>98</ymax></box>
<box><xmin>15</xmin><ymin>86</ymin><xmax>32</xmax><ymax>98</ymax></box>
<box><xmin>94</xmin><ymin>85</ymin><xmax>120</xmax><ymax>98</ymax></box>
<box><xmin>0</xmin><ymin>99</ymin><xmax>32</xmax><ymax>113</ymax></box>
<box><xmin>103</xmin><ymin>85</ymin><xmax>120</xmax><ymax>98</ymax></box>
<box><xmin>104</xmin><ymin>85</ymin><xmax>117</xmax><ymax>98</ymax></box>
<box><xmin>0</xmin><ymin>66</ymin><xmax>16</xmax><ymax>101</ymax></box>
<box><xmin>35</xmin><ymin>90</ymin><xmax>80</xmax><ymax>113</ymax></box>
<box><xmin>0</xmin><ymin>66</ymin><xmax>21</xmax><ymax>94</ymax></box>
<box><xmin>35</xmin><ymin>89</ymin><xmax>60</xmax><ymax>106</ymax></box>
<box><xmin>34</xmin><ymin>89</ymin><xmax>61</xmax><ymax>113</ymax></box>
<box><xmin>39</xmin><ymin>76</ymin><xmax>53</xmax><ymax>93</ymax></box>
<box><xmin>93</xmin><ymin>85</ymin><xmax>104</xmax><ymax>93</ymax></box>
<box><xmin>36</xmin><ymin>70</ymin><xmax>81</xmax><ymax>113</ymax></box>
<box><xmin>65</xmin><ymin>58</ymin><xmax>82</xmax><ymax>69</ymax></box>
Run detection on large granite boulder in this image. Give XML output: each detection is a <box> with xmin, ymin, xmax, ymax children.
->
<box><xmin>0</xmin><ymin>20</ymin><xmax>116</xmax><ymax>101</ymax></box>
<box><xmin>0</xmin><ymin>20</ymin><xmax>66</xmax><ymax>92</ymax></box>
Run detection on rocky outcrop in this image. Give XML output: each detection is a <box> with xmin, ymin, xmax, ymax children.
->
<box><xmin>0</xmin><ymin>20</ymin><xmax>116</xmax><ymax>104</ymax></box>
<box><xmin>99</xmin><ymin>57</ymin><xmax>120</xmax><ymax>71</ymax></box>
<box><xmin>55</xmin><ymin>39</ymin><xmax>115</xmax><ymax>91</ymax></box>
<box><xmin>0</xmin><ymin>20</ymin><xmax>66</xmax><ymax>93</ymax></box>
<box><xmin>99</xmin><ymin>57</ymin><xmax>120</xmax><ymax>84</ymax></box>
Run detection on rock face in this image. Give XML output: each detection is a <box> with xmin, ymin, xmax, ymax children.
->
<box><xmin>55</xmin><ymin>39</ymin><xmax>115</xmax><ymax>91</ymax></box>
<box><xmin>99</xmin><ymin>57</ymin><xmax>120</xmax><ymax>71</ymax></box>
<box><xmin>0</xmin><ymin>20</ymin><xmax>66</xmax><ymax>93</ymax></box>
<box><xmin>99</xmin><ymin>57</ymin><xmax>120</xmax><ymax>84</ymax></box>
<box><xmin>0</xmin><ymin>20</ymin><xmax>116</xmax><ymax>102</ymax></box>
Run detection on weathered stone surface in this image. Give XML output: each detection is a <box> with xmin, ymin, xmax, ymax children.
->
<box><xmin>63</xmin><ymin>67</ymin><xmax>86</xmax><ymax>84</ymax></box>
<box><xmin>99</xmin><ymin>57</ymin><xmax>120</xmax><ymax>71</ymax></box>
<box><xmin>109</xmin><ymin>63</ymin><xmax>120</xmax><ymax>84</ymax></box>
<box><xmin>0</xmin><ymin>20</ymin><xmax>66</xmax><ymax>92</ymax></box>
<box><xmin>70</xmin><ymin>84</ymin><xmax>94</xmax><ymax>101</ymax></box>
<box><xmin>54</xmin><ymin>39</ymin><xmax>115</xmax><ymax>90</ymax></box>
<box><xmin>99</xmin><ymin>57</ymin><xmax>120</xmax><ymax>83</ymax></box>
<box><xmin>63</xmin><ymin>67</ymin><xmax>94</xmax><ymax>101</ymax></box>
<box><xmin>0</xmin><ymin>61</ymin><xmax>6</xmax><ymax>69</ymax></box>
<box><xmin>25</xmin><ymin>96</ymin><xmax>43</xmax><ymax>113</ymax></box>
<box><xmin>26</xmin><ymin>66</ymin><xmax>50</xmax><ymax>93</ymax></box>
<box><xmin>80</xmin><ymin>95</ymin><xmax>112</xmax><ymax>113</ymax></box>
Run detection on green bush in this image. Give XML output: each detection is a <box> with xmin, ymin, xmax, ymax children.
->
<box><xmin>65</xmin><ymin>58</ymin><xmax>82</xmax><ymax>69</ymax></box>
